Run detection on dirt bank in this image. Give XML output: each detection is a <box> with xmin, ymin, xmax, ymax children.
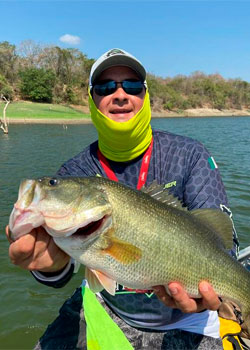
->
<box><xmin>151</xmin><ymin>108</ymin><xmax>250</xmax><ymax>118</ymax></box>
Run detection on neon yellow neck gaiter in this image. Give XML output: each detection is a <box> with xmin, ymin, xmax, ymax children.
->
<box><xmin>88</xmin><ymin>89</ymin><xmax>152</xmax><ymax>162</ymax></box>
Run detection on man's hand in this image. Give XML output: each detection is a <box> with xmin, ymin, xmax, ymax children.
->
<box><xmin>153</xmin><ymin>281</ymin><xmax>221</xmax><ymax>313</ymax></box>
<box><xmin>6</xmin><ymin>225</ymin><xmax>70</xmax><ymax>273</ymax></box>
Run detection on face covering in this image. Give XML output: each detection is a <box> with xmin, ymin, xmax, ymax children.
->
<box><xmin>88</xmin><ymin>89</ymin><xmax>152</xmax><ymax>162</ymax></box>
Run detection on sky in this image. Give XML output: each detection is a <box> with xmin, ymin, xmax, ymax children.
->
<box><xmin>1</xmin><ymin>0</ymin><xmax>250</xmax><ymax>81</ymax></box>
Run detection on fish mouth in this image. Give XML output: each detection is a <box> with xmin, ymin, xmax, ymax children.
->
<box><xmin>51</xmin><ymin>214</ymin><xmax>112</xmax><ymax>246</ymax></box>
<box><xmin>72</xmin><ymin>215</ymin><xmax>108</xmax><ymax>238</ymax></box>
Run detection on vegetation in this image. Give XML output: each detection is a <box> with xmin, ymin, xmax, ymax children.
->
<box><xmin>1</xmin><ymin>40</ymin><xmax>250</xmax><ymax>112</ymax></box>
<box><xmin>19</xmin><ymin>68</ymin><xmax>56</xmax><ymax>103</ymax></box>
<box><xmin>147</xmin><ymin>72</ymin><xmax>250</xmax><ymax>111</ymax></box>
<box><xmin>0</xmin><ymin>101</ymin><xmax>90</xmax><ymax>119</ymax></box>
<box><xmin>0</xmin><ymin>40</ymin><xmax>94</xmax><ymax>106</ymax></box>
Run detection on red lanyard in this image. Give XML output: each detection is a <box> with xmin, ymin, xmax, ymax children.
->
<box><xmin>97</xmin><ymin>138</ymin><xmax>153</xmax><ymax>190</ymax></box>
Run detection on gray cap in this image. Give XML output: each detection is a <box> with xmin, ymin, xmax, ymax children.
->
<box><xmin>89</xmin><ymin>48</ymin><xmax>146</xmax><ymax>87</ymax></box>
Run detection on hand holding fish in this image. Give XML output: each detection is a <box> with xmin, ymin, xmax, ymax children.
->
<box><xmin>6</xmin><ymin>225</ymin><xmax>70</xmax><ymax>273</ymax></box>
<box><xmin>153</xmin><ymin>282</ymin><xmax>221</xmax><ymax>313</ymax></box>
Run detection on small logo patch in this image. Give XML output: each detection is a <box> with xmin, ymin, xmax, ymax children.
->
<box><xmin>106</xmin><ymin>49</ymin><xmax>125</xmax><ymax>57</ymax></box>
<box><xmin>164</xmin><ymin>181</ymin><xmax>177</xmax><ymax>189</ymax></box>
<box><xmin>208</xmin><ymin>157</ymin><xmax>218</xmax><ymax>170</ymax></box>
<box><xmin>115</xmin><ymin>284</ymin><xmax>154</xmax><ymax>298</ymax></box>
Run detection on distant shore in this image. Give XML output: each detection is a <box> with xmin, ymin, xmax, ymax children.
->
<box><xmin>2</xmin><ymin>101</ymin><xmax>250</xmax><ymax>124</ymax></box>
<box><xmin>153</xmin><ymin>107</ymin><xmax>250</xmax><ymax>118</ymax></box>
<box><xmin>8</xmin><ymin>118</ymin><xmax>92</xmax><ymax>124</ymax></box>
<box><xmin>6</xmin><ymin>107</ymin><xmax>250</xmax><ymax>124</ymax></box>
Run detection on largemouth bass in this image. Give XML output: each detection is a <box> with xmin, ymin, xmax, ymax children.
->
<box><xmin>9</xmin><ymin>176</ymin><xmax>250</xmax><ymax>333</ymax></box>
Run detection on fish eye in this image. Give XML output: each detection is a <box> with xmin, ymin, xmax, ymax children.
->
<box><xmin>49</xmin><ymin>178</ymin><xmax>58</xmax><ymax>186</ymax></box>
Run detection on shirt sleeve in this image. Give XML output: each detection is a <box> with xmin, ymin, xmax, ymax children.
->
<box><xmin>31</xmin><ymin>259</ymin><xmax>79</xmax><ymax>288</ymax></box>
<box><xmin>56</xmin><ymin>143</ymin><xmax>100</xmax><ymax>178</ymax></box>
<box><xmin>183</xmin><ymin>142</ymin><xmax>228</xmax><ymax>210</ymax></box>
<box><xmin>56</xmin><ymin>161</ymin><xmax>92</xmax><ymax>177</ymax></box>
<box><xmin>183</xmin><ymin>142</ymin><xmax>239</xmax><ymax>257</ymax></box>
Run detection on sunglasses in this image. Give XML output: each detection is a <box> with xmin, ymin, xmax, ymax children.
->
<box><xmin>93</xmin><ymin>79</ymin><xmax>145</xmax><ymax>96</ymax></box>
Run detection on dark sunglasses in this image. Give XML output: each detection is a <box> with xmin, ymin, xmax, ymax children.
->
<box><xmin>93</xmin><ymin>79</ymin><xmax>145</xmax><ymax>96</ymax></box>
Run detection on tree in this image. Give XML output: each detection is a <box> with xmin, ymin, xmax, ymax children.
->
<box><xmin>19</xmin><ymin>67</ymin><xmax>55</xmax><ymax>102</ymax></box>
<box><xmin>34</xmin><ymin>46</ymin><xmax>94</xmax><ymax>103</ymax></box>
<box><xmin>0</xmin><ymin>41</ymin><xmax>17</xmax><ymax>83</ymax></box>
<box><xmin>0</xmin><ymin>74</ymin><xmax>13</xmax><ymax>100</ymax></box>
<box><xmin>17</xmin><ymin>40</ymin><xmax>43</xmax><ymax>68</ymax></box>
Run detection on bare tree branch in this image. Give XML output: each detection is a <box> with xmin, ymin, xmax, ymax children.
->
<box><xmin>0</xmin><ymin>94</ymin><xmax>9</xmax><ymax>134</ymax></box>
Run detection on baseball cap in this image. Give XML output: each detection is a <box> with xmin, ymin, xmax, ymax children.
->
<box><xmin>89</xmin><ymin>48</ymin><xmax>147</xmax><ymax>87</ymax></box>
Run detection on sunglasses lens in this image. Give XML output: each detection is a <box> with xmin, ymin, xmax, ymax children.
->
<box><xmin>122</xmin><ymin>80</ymin><xmax>144</xmax><ymax>95</ymax></box>
<box><xmin>94</xmin><ymin>81</ymin><xmax>116</xmax><ymax>96</ymax></box>
<box><xmin>93</xmin><ymin>80</ymin><xmax>144</xmax><ymax>96</ymax></box>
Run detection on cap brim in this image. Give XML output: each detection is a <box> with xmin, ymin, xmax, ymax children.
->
<box><xmin>91</xmin><ymin>55</ymin><xmax>146</xmax><ymax>85</ymax></box>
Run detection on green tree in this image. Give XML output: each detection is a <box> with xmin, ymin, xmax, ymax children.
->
<box><xmin>0</xmin><ymin>74</ymin><xmax>13</xmax><ymax>99</ymax></box>
<box><xmin>0</xmin><ymin>41</ymin><xmax>17</xmax><ymax>83</ymax></box>
<box><xmin>19</xmin><ymin>67</ymin><xmax>55</xmax><ymax>102</ymax></box>
<box><xmin>37</xmin><ymin>46</ymin><xmax>94</xmax><ymax>103</ymax></box>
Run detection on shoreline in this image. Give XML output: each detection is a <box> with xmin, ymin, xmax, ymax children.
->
<box><xmin>7</xmin><ymin>118</ymin><xmax>93</xmax><ymax>124</ymax></box>
<box><xmin>153</xmin><ymin>108</ymin><xmax>250</xmax><ymax>118</ymax></box>
<box><xmin>5</xmin><ymin>108</ymin><xmax>250</xmax><ymax>124</ymax></box>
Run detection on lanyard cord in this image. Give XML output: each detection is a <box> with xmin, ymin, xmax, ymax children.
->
<box><xmin>97</xmin><ymin>138</ymin><xmax>153</xmax><ymax>190</ymax></box>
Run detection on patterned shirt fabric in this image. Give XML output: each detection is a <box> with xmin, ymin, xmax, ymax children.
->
<box><xmin>57</xmin><ymin>129</ymin><xmax>228</xmax><ymax>211</ymax></box>
<box><xmin>55</xmin><ymin>129</ymin><xmax>231</xmax><ymax>335</ymax></box>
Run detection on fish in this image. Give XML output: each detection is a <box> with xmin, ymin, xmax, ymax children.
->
<box><xmin>9</xmin><ymin>176</ymin><xmax>250</xmax><ymax>334</ymax></box>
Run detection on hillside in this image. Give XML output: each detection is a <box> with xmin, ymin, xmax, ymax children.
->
<box><xmin>1</xmin><ymin>40</ymin><xmax>250</xmax><ymax>115</ymax></box>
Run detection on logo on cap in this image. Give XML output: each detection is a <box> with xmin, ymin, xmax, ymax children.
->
<box><xmin>106</xmin><ymin>49</ymin><xmax>125</xmax><ymax>57</ymax></box>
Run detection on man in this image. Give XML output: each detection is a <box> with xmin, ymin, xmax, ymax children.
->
<box><xmin>7</xmin><ymin>48</ymin><xmax>238</xmax><ymax>349</ymax></box>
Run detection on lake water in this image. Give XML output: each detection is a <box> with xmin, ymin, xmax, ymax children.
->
<box><xmin>0</xmin><ymin>117</ymin><xmax>250</xmax><ymax>349</ymax></box>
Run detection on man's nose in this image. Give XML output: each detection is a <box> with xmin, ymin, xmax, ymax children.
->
<box><xmin>112</xmin><ymin>83</ymin><xmax>128</xmax><ymax>101</ymax></box>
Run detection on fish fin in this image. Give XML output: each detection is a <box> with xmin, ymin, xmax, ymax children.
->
<box><xmin>141</xmin><ymin>181</ymin><xmax>186</xmax><ymax>210</ymax></box>
<box><xmin>85</xmin><ymin>267</ymin><xmax>116</xmax><ymax>295</ymax></box>
<box><xmin>102</xmin><ymin>237</ymin><xmax>142</xmax><ymax>265</ymax></box>
<box><xmin>85</xmin><ymin>267</ymin><xmax>104</xmax><ymax>293</ymax></box>
<box><xmin>190</xmin><ymin>209</ymin><xmax>233</xmax><ymax>249</ymax></box>
<box><xmin>164</xmin><ymin>285</ymin><xmax>171</xmax><ymax>296</ymax></box>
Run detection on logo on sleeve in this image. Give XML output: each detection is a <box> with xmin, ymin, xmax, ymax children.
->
<box><xmin>208</xmin><ymin>157</ymin><xmax>218</xmax><ymax>170</ymax></box>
